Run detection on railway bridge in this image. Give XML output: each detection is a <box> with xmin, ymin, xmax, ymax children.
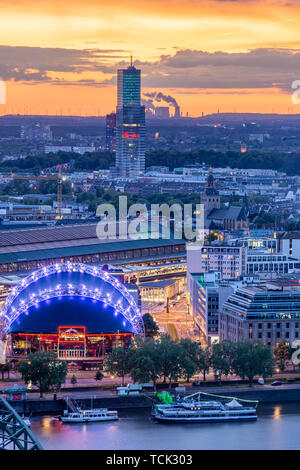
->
<box><xmin>0</xmin><ymin>396</ymin><xmax>42</xmax><ymax>450</ymax></box>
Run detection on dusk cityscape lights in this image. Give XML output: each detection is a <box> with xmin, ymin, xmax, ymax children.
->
<box><xmin>1</xmin><ymin>0</ymin><xmax>300</xmax><ymax>457</ymax></box>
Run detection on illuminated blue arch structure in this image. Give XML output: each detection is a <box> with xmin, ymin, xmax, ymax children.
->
<box><xmin>0</xmin><ymin>262</ymin><xmax>144</xmax><ymax>337</ymax></box>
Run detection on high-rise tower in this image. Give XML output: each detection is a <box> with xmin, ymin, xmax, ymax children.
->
<box><xmin>116</xmin><ymin>59</ymin><xmax>145</xmax><ymax>177</ymax></box>
<box><xmin>106</xmin><ymin>113</ymin><xmax>116</xmax><ymax>152</ymax></box>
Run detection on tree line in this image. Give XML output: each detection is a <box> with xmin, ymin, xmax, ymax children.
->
<box><xmin>104</xmin><ymin>335</ymin><xmax>275</xmax><ymax>388</ymax></box>
<box><xmin>1</xmin><ymin>148</ymin><xmax>300</xmax><ymax>175</ymax></box>
<box><xmin>12</xmin><ymin>336</ymin><xmax>293</xmax><ymax>397</ymax></box>
<box><xmin>146</xmin><ymin>149</ymin><xmax>300</xmax><ymax>175</ymax></box>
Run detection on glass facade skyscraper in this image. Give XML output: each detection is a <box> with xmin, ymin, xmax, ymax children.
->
<box><xmin>116</xmin><ymin>63</ymin><xmax>145</xmax><ymax>177</ymax></box>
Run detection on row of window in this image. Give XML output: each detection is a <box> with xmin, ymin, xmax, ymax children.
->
<box><xmin>253</xmin><ymin>322</ymin><xmax>299</xmax><ymax>329</ymax></box>
<box><xmin>257</xmin><ymin>331</ymin><xmax>298</xmax><ymax>339</ymax></box>
<box><xmin>0</xmin><ymin>244</ymin><xmax>185</xmax><ymax>273</ymax></box>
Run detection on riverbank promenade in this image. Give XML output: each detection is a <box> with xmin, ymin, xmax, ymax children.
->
<box><xmin>2</xmin><ymin>368</ymin><xmax>300</xmax><ymax>402</ymax></box>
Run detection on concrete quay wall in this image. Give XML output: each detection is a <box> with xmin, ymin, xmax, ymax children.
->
<box><xmin>8</xmin><ymin>386</ymin><xmax>300</xmax><ymax>415</ymax></box>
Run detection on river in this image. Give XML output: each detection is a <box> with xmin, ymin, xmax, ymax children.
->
<box><xmin>31</xmin><ymin>403</ymin><xmax>300</xmax><ymax>450</ymax></box>
<box><xmin>30</xmin><ymin>403</ymin><xmax>300</xmax><ymax>450</ymax></box>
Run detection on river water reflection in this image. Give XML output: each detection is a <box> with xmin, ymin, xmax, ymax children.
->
<box><xmin>31</xmin><ymin>403</ymin><xmax>300</xmax><ymax>450</ymax></box>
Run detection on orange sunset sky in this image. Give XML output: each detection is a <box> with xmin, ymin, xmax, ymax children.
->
<box><xmin>1</xmin><ymin>0</ymin><xmax>300</xmax><ymax>116</ymax></box>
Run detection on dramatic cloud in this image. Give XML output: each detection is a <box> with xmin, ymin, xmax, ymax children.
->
<box><xmin>140</xmin><ymin>48</ymin><xmax>300</xmax><ymax>90</ymax></box>
<box><xmin>0</xmin><ymin>46</ymin><xmax>126</xmax><ymax>82</ymax></box>
<box><xmin>0</xmin><ymin>45</ymin><xmax>299</xmax><ymax>93</ymax></box>
<box><xmin>102</xmin><ymin>48</ymin><xmax>300</xmax><ymax>91</ymax></box>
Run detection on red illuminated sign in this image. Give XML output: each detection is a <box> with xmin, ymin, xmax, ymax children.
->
<box><xmin>122</xmin><ymin>132</ymin><xmax>140</xmax><ymax>139</ymax></box>
<box><xmin>58</xmin><ymin>326</ymin><xmax>86</xmax><ymax>343</ymax></box>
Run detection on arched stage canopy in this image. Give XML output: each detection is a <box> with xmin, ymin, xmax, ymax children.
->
<box><xmin>0</xmin><ymin>262</ymin><xmax>144</xmax><ymax>337</ymax></box>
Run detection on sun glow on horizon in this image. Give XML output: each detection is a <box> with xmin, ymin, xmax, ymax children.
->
<box><xmin>0</xmin><ymin>0</ymin><xmax>300</xmax><ymax>115</ymax></box>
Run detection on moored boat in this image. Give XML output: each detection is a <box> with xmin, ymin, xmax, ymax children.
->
<box><xmin>60</xmin><ymin>408</ymin><xmax>119</xmax><ymax>423</ymax></box>
<box><xmin>152</xmin><ymin>394</ymin><xmax>258</xmax><ymax>423</ymax></box>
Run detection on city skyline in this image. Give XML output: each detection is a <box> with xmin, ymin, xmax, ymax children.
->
<box><xmin>1</xmin><ymin>1</ymin><xmax>300</xmax><ymax>453</ymax></box>
<box><xmin>0</xmin><ymin>0</ymin><xmax>300</xmax><ymax>116</ymax></box>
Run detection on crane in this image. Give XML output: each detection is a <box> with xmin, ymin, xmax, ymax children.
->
<box><xmin>11</xmin><ymin>160</ymin><xmax>74</xmax><ymax>220</ymax></box>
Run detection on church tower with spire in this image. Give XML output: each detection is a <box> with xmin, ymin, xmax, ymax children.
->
<box><xmin>201</xmin><ymin>170</ymin><xmax>220</xmax><ymax>214</ymax></box>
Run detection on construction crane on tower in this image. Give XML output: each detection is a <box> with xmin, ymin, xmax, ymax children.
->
<box><xmin>11</xmin><ymin>160</ymin><xmax>74</xmax><ymax>220</ymax></box>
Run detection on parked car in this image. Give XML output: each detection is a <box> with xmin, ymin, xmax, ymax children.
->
<box><xmin>271</xmin><ymin>381</ymin><xmax>282</xmax><ymax>386</ymax></box>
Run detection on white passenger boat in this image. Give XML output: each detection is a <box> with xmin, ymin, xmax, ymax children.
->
<box><xmin>61</xmin><ymin>408</ymin><xmax>119</xmax><ymax>423</ymax></box>
<box><xmin>152</xmin><ymin>397</ymin><xmax>257</xmax><ymax>423</ymax></box>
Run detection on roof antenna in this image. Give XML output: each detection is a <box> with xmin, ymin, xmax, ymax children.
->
<box><xmin>130</xmin><ymin>54</ymin><xmax>133</xmax><ymax>67</ymax></box>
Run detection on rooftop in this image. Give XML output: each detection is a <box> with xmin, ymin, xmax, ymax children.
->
<box><xmin>139</xmin><ymin>279</ymin><xmax>179</xmax><ymax>288</ymax></box>
<box><xmin>207</xmin><ymin>206</ymin><xmax>247</xmax><ymax>221</ymax></box>
<box><xmin>277</xmin><ymin>231</ymin><xmax>300</xmax><ymax>240</ymax></box>
<box><xmin>0</xmin><ymin>236</ymin><xmax>185</xmax><ymax>265</ymax></box>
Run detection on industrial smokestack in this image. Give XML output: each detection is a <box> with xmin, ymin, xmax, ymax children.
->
<box><xmin>144</xmin><ymin>91</ymin><xmax>180</xmax><ymax>118</ymax></box>
<box><xmin>141</xmin><ymin>98</ymin><xmax>156</xmax><ymax>115</ymax></box>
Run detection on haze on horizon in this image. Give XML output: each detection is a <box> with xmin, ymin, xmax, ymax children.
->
<box><xmin>1</xmin><ymin>0</ymin><xmax>300</xmax><ymax>117</ymax></box>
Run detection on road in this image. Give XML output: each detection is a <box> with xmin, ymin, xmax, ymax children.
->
<box><xmin>2</xmin><ymin>378</ymin><xmax>300</xmax><ymax>401</ymax></box>
<box><xmin>143</xmin><ymin>294</ymin><xmax>200</xmax><ymax>340</ymax></box>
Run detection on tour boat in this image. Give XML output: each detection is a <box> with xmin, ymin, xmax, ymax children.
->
<box><xmin>60</xmin><ymin>408</ymin><xmax>119</xmax><ymax>423</ymax></box>
<box><xmin>152</xmin><ymin>398</ymin><xmax>257</xmax><ymax>423</ymax></box>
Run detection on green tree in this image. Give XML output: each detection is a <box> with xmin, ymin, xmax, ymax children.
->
<box><xmin>51</xmin><ymin>361</ymin><xmax>69</xmax><ymax>393</ymax></box>
<box><xmin>206</xmin><ymin>232</ymin><xmax>218</xmax><ymax>244</ymax></box>
<box><xmin>156</xmin><ymin>335</ymin><xmax>183</xmax><ymax>387</ymax></box>
<box><xmin>195</xmin><ymin>346</ymin><xmax>211</xmax><ymax>384</ymax></box>
<box><xmin>142</xmin><ymin>313</ymin><xmax>160</xmax><ymax>338</ymax></box>
<box><xmin>0</xmin><ymin>362</ymin><xmax>10</xmax><ymax>380</ymax></box>
<box><xmin>3</xmin><ymin>180</ymin><xmax>31</xmax><ymax>196</ymax></box>
<box><xmin>95</xmin><ymin>370</ymin><xmax>104</xmax><ymax>382</ymax></box>
<box><xmin>231</xmin><ymin>340</ymin><xmax>274</xmax><ymax>387</ymax></box>
<box><xmin>285</xmin><ymin>220</ymin><xmax>300</xmax><ymax>232</ymax></box>
<box><xmin>23</xmin><ymin>197</ymin><xmax>40</xmax><ymax>205</ymax></box>
<box><xmin>129</xmin><ymin>338</ymin><xmax>161</xmax><ymax>389</ymax></box>
<box><xmin>71</xmin><ymin>375</ymin><xmax>77</xmax><ymax>388</ymax></box>
<box><xmin>38</xmin><ymin>180</ymin><xmax>57</xmax><ymax>194</ymax></box>
<box><xmin>254</xmin><ymin>212</ymin><xmax>276</xmax><ymax>229</ymax></box>
<box><xmin>18</xmin><ymin>352</ymin><xmax>68</xmax><ymax>397</ymax></box>
<box><xmin>179</xmin><ymin>338</ymin><xmax>198</xmax><ymax>382</ymax></box>
<box><xmin>210</xmin><ymin>340</ymin><xmax>235</xmax><ymax>382</ymax></box>
<box><xmin>104</xmin><ymin>346</ymin><xmax>132</xmax><ymax>386</ymax></box>
<box><xmin>274</xmin><ymin>340</ymin><xmax>290</xmax><ymax>372</ymax></box>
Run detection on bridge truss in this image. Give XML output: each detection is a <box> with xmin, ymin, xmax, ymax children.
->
<box><xmin>0</xmin><ymin>396</ymin><xmax>43</xmax><ymax>450</ymax></box>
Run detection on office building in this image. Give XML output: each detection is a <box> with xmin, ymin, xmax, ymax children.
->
<box><xmin>220</xmin><ymin>279</ymin><xmax>300</xmax><ymax>346</ymax></box>
<box><xmin>246</xmin><ymin>251</ymin><xmax>299</xmax><ymax>279</ymax></box>
<box><xmin>187</xmin><ymin>243</ymin><xmax>247</xmax><ymax>280</ymax></box>
<box><xmin>106</xmin><ymin>113</ymin><xmax>116</xmax><ymax>152</ymax></box>
<box><xmin>277</xmin><ymin>232</ymin><xmax>300</xmax><ymax>260</ymax></box>
<box><xmin>116</xmin><ymin>60</ymin><xmax>145</xmax><ymax>177</ymax></box>
<box><xmin>187</xmin><ymin>271</ymin><xmax>237</xmax><ymax>344</ymax></box>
